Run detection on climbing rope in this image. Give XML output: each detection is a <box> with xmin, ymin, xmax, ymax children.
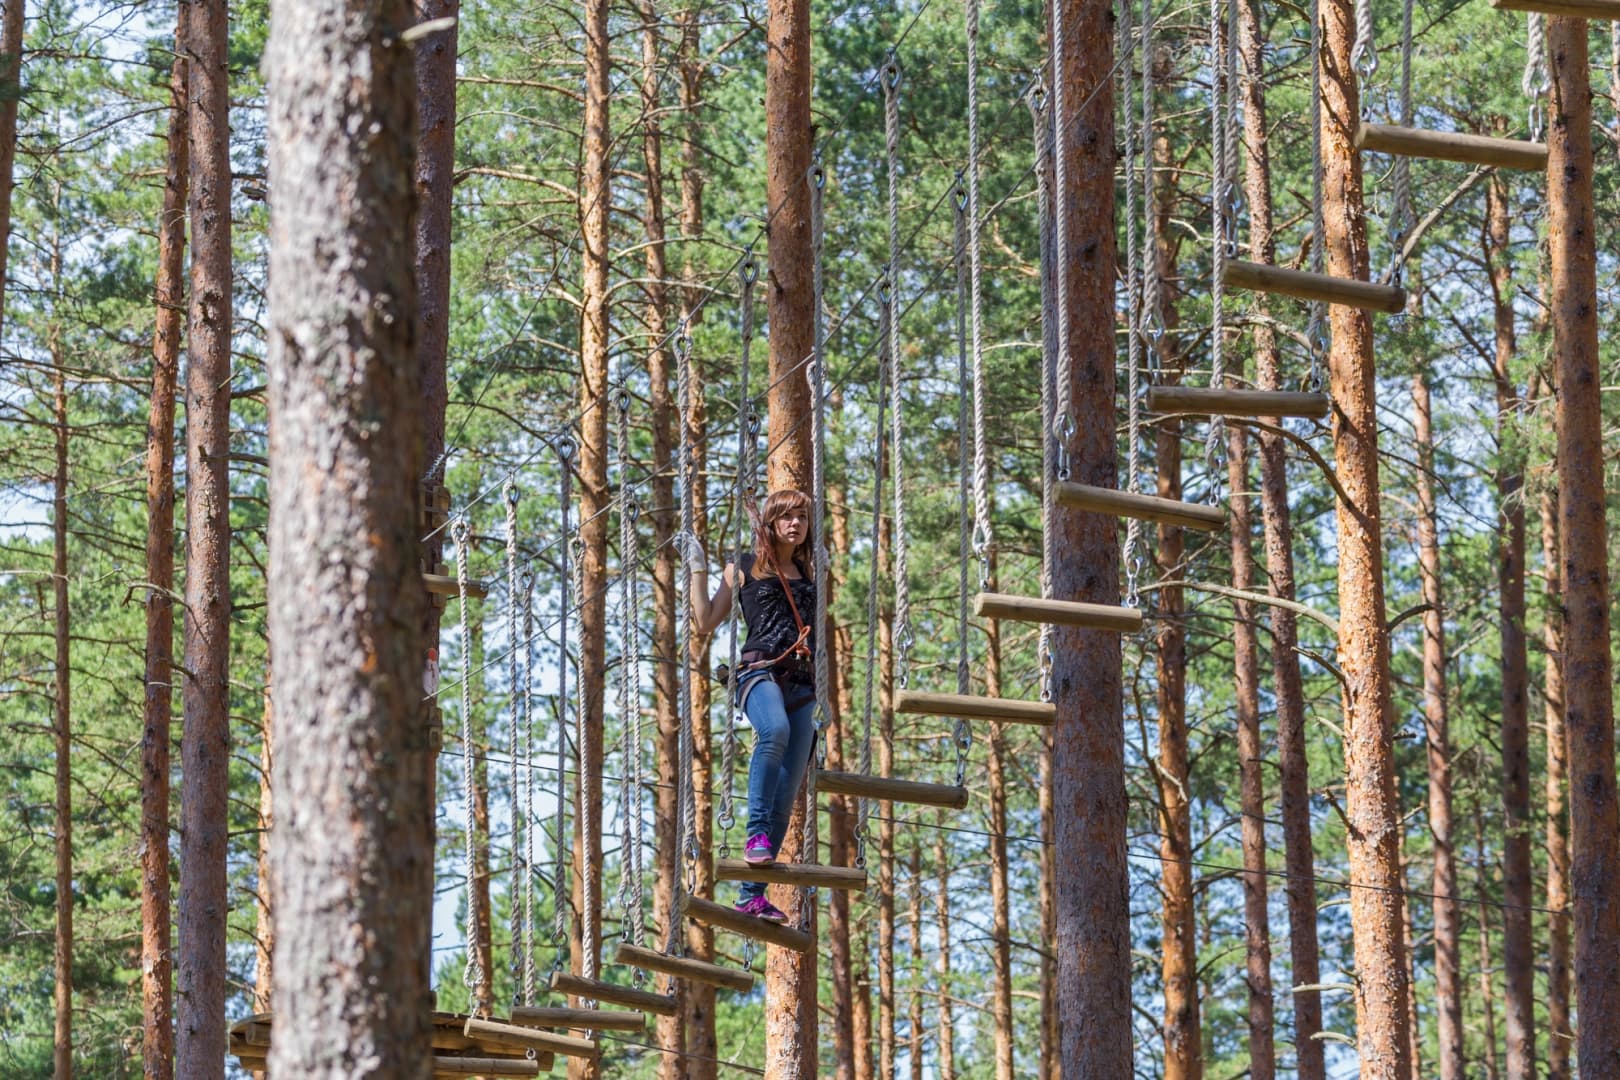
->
<box><xmin>1206</xmin><ymin>0</ymin><xmax>1237</xmax><ymax>481</ymax></box>
<box><xmin>805</xmin><ymin>154</ymin><xmax>830</xmax><ymax>923</ymax></box>
<box><xmin>519</xmin><ymin>569</ymin><xmax>537</xmax><ymax>1005</ymax></box>
<box><xmin>554</xmin><ymin>443</ymin><xmax>577</xmax><ymax>974</ymax></box>
<box><xmin>965</xmin><ymin>0</ymin><xmax>996</xmax><ymax>581</ymax></box>
<box><xmin>882</xmin><ymin>57</ymin><xmax>915</xmax><ymax>691</ymax></box>
<box><xmin>1523</xmin><ymin>13</ymin><xmax>1548</xmax><ymax>142</ymax></box>
<box><xmin>452</xmin><ymin>517</ymin><xmax>486</xmax><ymax>1009</ymax></box>
<box><xmin>615</xmin><ymin>388</ymin><xmax>646</xmax><ymax>951</ymax></box>
<box><xmin>949</xmin><ymin>184</ymin><xmax>976</xmax><ymax>788</ymax></box>
<box><xmin>1118</xmin><ymin>12</ymin><xmax>1146</xmax><ymax>612</ymax></box>
<box><xmin>501</xmin><ymin>481</ymin><xmax>530</xmax><ymax>1005</ymax></box>
<box><xmin>1388</xmin><ymin>0</ymin><xmax>1415</xmax><ymax>286</ymax></box>
<box><xmin>717</xmin><ymin>260</ymin><xmax>758</xmax><ymax>849</ymax></box>
<box><xmin>1023</xmin><ymin>86</ymin><xmax>1057</xmax><ymax>696</ymax></box>
<box><xmin>856</xmin><ymin>283</ymin><xmax>889</xmax><ymax>870</ymax></box>
<box><xmin>1307</xmin><ymin>0</ymin><xmax>1328</xmax><ymax>392</ymax></box>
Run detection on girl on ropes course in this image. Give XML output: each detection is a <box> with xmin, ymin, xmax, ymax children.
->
<box><xmin>689</xmin><ymin>487</ymin><xmax>819</xmax><ymax>925</ymax></box>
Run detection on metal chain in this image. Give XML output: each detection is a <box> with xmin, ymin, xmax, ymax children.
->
<box><xmin>882</xmin><ymin>61</ymin><xmax>914</xmax><ymax>689</ymax></box>
<box><xmin>965</xmin><ymin>0</ymin><xmax>996</xmax><ymax>579</ymax></box>
<box><xmin>452</xmin><ymin>518</ymin><xmax>485</xmax><ymax>1005</ymax></box>
<box><xmin>1307</xmin><ymin>0</ymin><xmax>1328</xmax><ymax>392</ymax></box>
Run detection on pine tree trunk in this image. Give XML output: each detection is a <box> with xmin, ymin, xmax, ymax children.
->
<box><xmin>263</xmin><ymin>0</ymin><xmax>429</xmax><ymax>1063</ymax></box>
<box><xmin>141</xmin><ymin>31</ymin><xmax>186</xmax><ymax>1078</ymax></box>
<box><xmin>826</xmin><ymin>464</ymin><xmax>857</xmax><ymax>1080</ymax></box>
<box><xmin>177</xmin><ymin>0</ymin><xmax>233</xmax><ymax>1066</ymax></box>
<box><xmin>908</xmin><ymin>842</ymin><xmax>924</xmax><ymax>1080</ymax></box>
<box><xmin>878</xmin><ymin>555</ymin><xmax>896</xmax><ymax>1080</ymax></box>
<box><xmin>51</xmin><ymin>303</ymin><xmax>72</xmax><ymax>1080</ymax></box>
<box><xmin>1412</xmin><ymin>370</ymin><xmax>1463</xmax><ymax>1079</ymax></box>
<box><xmin>1227</xmin><ymin>421</ymin><xmax>1274</xmax><ymax>1080</ymax></box>
<box><xmin>763</xmin><ymin>0</ymin><xmax>817</xmax><ymax>1067</ymax></box>
<box><xmin>1049</xmin><ymin>0</ymin><xmax>1130</xmax><ymax>1068</ymax></box>
<box><xmin>1401</xmin><ymin>843</ymin><xmax>1422</xmax><ymax>1080</ymax></box>
<box><xmin>1546</xmin><ymin>14</ymin><xmax>1620</xmax><ymax>1067</ymax></box>
<box><xmin>1484</xmin><ymin>175</ymin><xmax>1535</xmax><ymax>1080</ymax></box>
<box><xmin>985</xmin><ymin>557</ymin><xmax>1014</xmax><ymax>1080</ymax></box>
<box><xmin>1474</xmin><ymin>796</ymin><xmax>1502</xmax><ymax>1080</ymax></box>
<box><xmin>933</xmin><ymin>816</ymin><xmax>954</xmax><ymax>1080</ymax></box>
<box><xmin>0</xmin><ymin>0</ymin><xmax>24</xmax><ymax>340</ymax></box>
<box><xmin>1539</xmin><ymin>484</ymin><xmax>1572</xmax><ymax>1080</ymax></box>
<box><xmin>1318</xmin><ymin>0</ymin><xmax>1412</xmax><ymax>1070</ymax></box>
<box><xmin>1038</xmin><ymin>727</ymin><xmax>1056</xmax><ymax>1080</ymax></box>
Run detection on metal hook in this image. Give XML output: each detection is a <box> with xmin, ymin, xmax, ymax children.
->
<box><xmin>740</xmin><ymin>256</ymin><xmax>759</xmax><ymax>285</ymax></box>
<box><xmin>556</xmin><ymin>434</ymin><xmax>577</xmax><ymax>462</ymax></box>
<box><xmin>883</xmin><ymin>54</ymin><xmax>902</xmax><ymax>89</ymax></box>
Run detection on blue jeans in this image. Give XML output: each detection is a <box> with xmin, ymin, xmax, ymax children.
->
<box><xmin>737</xmin><ymin>673</ymin><xmax>817</xmax><ymax>901</ymax></box>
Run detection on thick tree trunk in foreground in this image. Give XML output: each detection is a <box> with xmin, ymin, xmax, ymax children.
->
<box><xmin>763</xmin><ymin>0</ymin><xmax>817</xmax><ymax>1069</ymax></box>
<box><xmin>264</xmin><ymin>0</ymin><xmax>428</xmax><ymax>1064</ymax></box>
<box><xmin>1547</xmin><ymin>15</ymin><xmax>1620</xmax><ymax>1067</ymax></box>
<box><xmin>141</xmin><ymin>33</ymin><xmax>186</xmax><ymax>1079</ymax></box>
<box><xmin>0</xmin><ymin>0</ymin><xmax>25</xmax><ymax>339</ymax></box>
<box><xmin>1049</xmin><ymin>0</ymin><xmax>1130</xmax><ymax>1070</ymax></box>
<box><xmin>51</xmin><ymin>320</ymin><xmax>71</xmax><ymax>1080</ymax></box>
<box><xmin>1484</xmin><ymin>176</ymin><xmax>1535</xmax><ymax>1080</ymax></box>
<box><xmin>1319</xmin><ymin>0</ymin><xmax>1412</xmax><ymax>1070</ymax></box>
<box><xmin>177</xmin><ymin>0</ymin><xmax>233</xmax><ymax>1069</ymax></box>
<box><xmin>1539</xmin><ymin>485</ymin><xmax>1572</xmax><ymax>1080</ymax></box>
<box><xmin>1412</xmin><ymin>370</ymin><xmax>1463</xmax><ymax>1079</ymax></box>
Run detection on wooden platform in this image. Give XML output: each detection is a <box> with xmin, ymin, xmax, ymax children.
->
<box><xmin>614</xmin><ymin>941</ymin><xmax>755</xmax><ymax>993</ymax></box>
<box><xmin>681</xmin><ymin>893</ymin><xmax>814</xmax><ymax>952</ymax></box>
<box><xmin>817</xmin><ymin>769</ymin><xmax>970</xmax><ymax>809</ymax></box>
<box><xmin>511</xmin><ymin>1004</ymin><xmax>647</xmax><ymax>1032</ymax></box>
<box><xmin>1356</xmin><ymin>122</ymin><xmax>1547</xmax><ymax>170</ymax></box>
<box><xmin>1146</xmin><ymin>386</ymin><xmax>1331</xmax><ymax>420</ymax></box>
<box><xmin>973</xmin><ymin>592</ymin><xmax>1143</xmax><ymax>632</ymax></box>
<box><xmin>550</xmin><ymin>970</ymin><xmax>677</xmax><ymax>1016</ymax></box>
<box><xmin>228</xmin><ymin>1012</ymin><xmax>556</xmax><ymax>1075</ymax></box>
<box><xmin>1056</xmin><ymin>481</ymin><xmax>1225</xmax><ymax>531</ymax></box>
<box><xmin>714</xmin><ymin>858</ymin><xmax>868</xmax><ymax>890</ymax></box>
<box><xmin>1492</xmin><ymin>0</ymin><xmax>1620</xmax><ymax>18</ymax></box>
<box><xmin>1223</xmin><ymin>258</ymin><xmax>1407</xmax><ymax>314</ymax></box>
<box><xmin>894</xmin><ymin>688</ymin><xmax>1055</xmax><ymax>726</ymax></box>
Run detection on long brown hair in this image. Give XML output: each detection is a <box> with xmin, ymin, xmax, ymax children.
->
<box><xmin>752</xmin><ymin>488</ymin><xmax>812</xmax><ymax>577</ymax></box>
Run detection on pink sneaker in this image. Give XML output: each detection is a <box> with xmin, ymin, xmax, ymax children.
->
<box><xmin>744</xmin><ymin>833</ymin><xmax>775</xmax><ymax>866</ymax></box>
<box><xmin>735</xmin><ymin>896</ymin><xmax>788</xmax><ymax>923</ymax></box>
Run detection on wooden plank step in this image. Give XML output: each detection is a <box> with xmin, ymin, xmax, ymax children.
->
<box><xmin>434</xmin><ymin>1056</ymin><xmax>549</xmax><ymax>1078</ymax></box>
<box><xmin>681</xmin><ymin>894</ymin><xmax>814</xmax><ymax>952</ymax></box>
<box><xmin>816</xmin><ymin>769</ymin><xmax>970</xmax><ymax>809</ymax></box>
<box><xmin>511</xmin><ymin>1004</ymin><xmax>646</xmax><ymax>1032</ymax></box>
<box><xmin>1056</xmin><ymin>481</ymin><xmax>1225</xmax><ymax>532</ymax></box>
<box><xmin>464</xmin><ymin>1015</ymin><xmax>598</xmax><ymax>1060</ymax></box>
<box><xmin>714</xmin><ymin>858</ymin><xmax>868</xmax><ymax>891</ymax></box>
<box><xmin>614</xmin><ymin>941</ymin><xmax>755</xmax><ymax>993</ymax></box>
<box><xmin>894</xmin><ymin>688</ymin><xmax>1055</xmax><ymax>726</ymax></box>
<box><xmin>973</xmin><ymin>592</ymin><xmax>1143</xmax><ymax>632</ymax></box>
<box><xmin>550</xmin><ymin>970</ymin><xmax>678</xmax><ymax>1016</ymax></box>
<box><xmin>1223</xmin><ymin>258</ymin><xmax>1407</xmax><ymax>314</ymax></box>
<box><xmin>1146</xmin><ymin>386</ymin><xmax>1331</xmax><ymax>420</ymax></box>
<box><xmin>1492</xmin><ymin>0</ymin><xmax>1620</xmax><ymax>18</ymax></box>
<box><xmin>424</xmin><ymin>572</ymin><xmax>489</xmax><ymax>599</ymax></box>
<box><xmin>1355</xmin><ymin>122</ymin><xmax>1547</xmax><ymax>171</ymax></box>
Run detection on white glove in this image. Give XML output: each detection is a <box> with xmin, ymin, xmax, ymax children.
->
<box><xmin>673</xmin><ymin>529</ymin><xmax>708</xmax><ymax>573</ymax></box>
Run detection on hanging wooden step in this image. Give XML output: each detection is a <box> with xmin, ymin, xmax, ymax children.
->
<box><xmin>550</xmin><ymin>970</ymin><xmax>677</xmax><ymax>1016</ymax></box>
<box><xmin>614</xmin><ymin>941</ymin><xmax>755</xmax><ymax>993</ymax></box>
<box><xmin>1355</xmin><ymin>122</ymin><xmax>1548</xmax><ymax>171</ymax></box>
<box><xmin>1492</xmin><ymin>0</ymin><xmax>1620</xmax><ymax>18</ymax></box>
<box><xmin>227</xmin><ymin>1013</ymin><xmax>556</xmax><ymax>1074</ymax></box>
<box><xmin>511</xmin><ymin>1004</ymin><xmax>647</xmax><ymax>1032</ymax></box>
<box><xmin>714</xmin><ymin>857</ymin><xmax>868</xmax><ymax>891</ymax></box>
<box><xmin>973</xmin><ymin>592</ymin><xmax>1144</xmax><ymax>632</ymax></box>
<box><xmin>681</xmin><ymin>894</ymin><xmax>814</xmax><ymax>952</ymax></box>
<box><xmin>817</xmin><ymin>769</ymin><xmax>970</xmax><ymax>809</ymax></box>
<box><xmin>894</xmin><ymin>688</ymin><xmax>1055</xmax><ymax>727</ymax></box>
<box><xmin>434</xmin><ymin>1056</ymin><xmax>549</xmax><ymax>1078</ymax></box>
<box><xmin>424</xmin><ymin>572</ymin><xmax>489</xmax><ymax>600</ymax></box>
<box><xmin>1223</xmin><ymin>258</ymin><xmax>1407</xmax><ymax>314</ymax></box>
<box><xmin>464</xmin><ymin>1015</ymin><xmax>599</xmax><ymax>1060</ymax></box>
<box><xmin>1056</xmin><ymin>481</ymin><xmax>1226</xmax><ymax>532</ymax></box>
<box><xmin>1146</xmin><ymin>386</ymin><xmax>1331</xmax><ymax>420</ymax></box>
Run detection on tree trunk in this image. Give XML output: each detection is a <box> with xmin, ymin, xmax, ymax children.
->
<box><xmin>1539</xmin><ymin>484</ymin><xmax>1572</xmax><ymax>1080</ymax></box>
<box><xmin>141</xmin><ymin>31</ymin><xmax>186</xmax><ymax>1078</ymax></box>
<box><xmin>1318</xmin><ymin>0</ymin><xmax>1412</xmax><ymax>1070</ymax></box>
<box><xmin>263</xmin><ymin>0</ymin><xmax>429</xmax><ymax>1063</ymax></box>
<box><xmin>50</xmin><ymin>291</ymin><xmax>72</xmax><ymax>1080</ymax></box>
<box><xmin>878</xmin><ymin>559</ymin><xmax>896</xmax><ymax>1080</ymax></box>
<box><xmin>1049</xmin><ymin>0</ymin><xmax>1130</xmax><ymax>1069</ymax></box>
<box><xmin>1401</xmin><ymin>842</ymin><xmax>1422</xmax><ymax>1080</ymax></box>
<box><xmin>1475</xmin><ymin>795</ymin><xmax>1502</xmax><ymax>1080</ymax></box>
<box><xmin>985</xmin><ymin>564</ymin><xmax>1014</xmax><ymax>1080</ymax></box>
<box><xmin>1038</xmin><ymin>729</ymin><xmax>1056</xmax><ymax>1080</ymax></box>
<box><xmin>1547</xmin><ymin>14</ymin><xmax>1620</xmax><ymax>1068</ymax></box>
<box><xmin>0</xmin><ymin>0</ymin><xmax>25</xmax><ymax>339</ymax></box>
<box><xmin>1483</xmin><ymin>174</ymin><xmax>1535</xmax><ymax>1080</ymax></box>
<box><xmin>570</xmin><ymin>0</ymin><xmax>610</xmax><ymax>1067</ymax></box>
<box><xmin>1412</xmin><ymin>369</ymin><xmax>1463</xmax><ymax>1079</ymax></box>
<box><xmin>826</xmin><ymin>464</ymin><xmax>856</xmax><ymax>1080</ymax></box>
<box><xmin>933</xmin><ymin>815</ymin><xmax>954</xmax><ymax>1080</ymax></box>
<box><xmin>254</xmin><ymin>680</ymin><xmax>274</xmax><ymax>1017</ymax></box>
<box><xmin>908</xmin><ymin>842</ymin><xmax>924</xmax><ymax>1080</ymax></box>
<box><xmin>763</xmin><ymin>0</ymin><xmax>816</xmax><ymax>1068</ymax></box>
<box><xmin>1227</xmin><ymin>421</ymin><xmax>1274</xmax><ymax>1080</ymax></box>
<box><xmin>1240</xmin><ymin>0</ymin><xmax>1325</xmax><ymax>1063</ymax></box>
<box><xmin>177</xmin><ymin>0</ymin><xmax>233</xmax><ymax>1066</ymax></box>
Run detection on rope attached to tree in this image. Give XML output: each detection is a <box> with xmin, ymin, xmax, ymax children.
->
<box><xmin>882</xmin><ymin>57</ymin><xmax>915</xmax><ymax>691</ymax></box>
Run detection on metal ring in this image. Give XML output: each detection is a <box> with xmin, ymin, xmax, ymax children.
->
<box><xmin>740</xmin><ymin>256</ymin><xmax>759</xmax><ymax>284</ymax></box>
<box><xmin>616</xmin><ymin>387</ymin><xmax>631</xmax><ymax>413</ymax></box>
<box><xmin>883</xmin><ymin>56</ymin><xmax>902</xmax><ymax>89</ymax></box>
<box><xmin>556</xmin><ymin>435</ymin><xmax>577</xmax><ymax>461</ymax></box>
<box><xmin>505</xmin><ymin>483</ymin><xmax>521</xmax><ymax>506</ymax></box>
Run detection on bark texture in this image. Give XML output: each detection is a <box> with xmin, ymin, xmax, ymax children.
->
<box><xmin>1540</xmin><ymin>484</ymin><xmax>1572</xmax><ymax>1080</ymax></box>
<box><xmin>0</xmin><ymin>0</ymin><xmax>24</xmax><ymax>339</ymax></box>
<box><xmin>1547</xmin><ymin>15</ymin><xmax>1620</xmax><ymax>1069</ymax></box>
<box><xmin>1049</xmin><ymin>0</ymin><xmax>1131</xmax><ymax>1070</ymax></box>
<box><xmin>177</xmin><ymin>0</ymin><xmax>232</xmax><ymax>1068</ymax></box>
<box><xmin>141</xmin><ymin>32</ymin><xmax>186</xmax><ymax>1079</ymax></box>
<box><xmin>263</xmin><ymin>0</ymin><xmax>429</xmax><ymax>1066</ymax></box>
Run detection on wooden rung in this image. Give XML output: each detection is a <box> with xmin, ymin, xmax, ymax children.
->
<box><xmin>434</xmin><ymin>1057</ymin><xmax>548</xmax><ymax>1078</ymax></box>
<box><xmin>1492</xmin><ymin>0</ymin><xmax>1620</xmax><ymax>18</ymax></box>
<box><xmin>1056</xmin><ymin>481</ymin><xmax>1226</xmax><ymax>532</ymax></box>
<box><xmin>511</xmin><ymin>1004</ymin><xmax>647</xmax><ymax>1032</ymax></box>
<box><xmin>894</xmin><ymin>688</ymin><xmax>1055</xmax><ymax>726</ymax></box>
<box><xmin>973</xmin><ymin>592</ymin><xmax>1143</xmax><ymax>633</ymax></box>
<box><xmin>714</xmin><ymin>858</ymin><xmax>868</xmax><ymax>891</ymax></box>
<box><xmin>423</xmin><ymin>572</ymin><xmax>489</xmax><ymax>599</ymax></box>
<box><xmin>816</xmin><ymin>769</ymin><xmax>970</xmax><ymax>809</ymax></box>
<box><xmin>1355</xmin><ymin>122</ymin><xmax>1547</xmax><ymax>171</ymax></box>
<box><xmin>464</xmin><ymin>1015</ymin><xmax>598</xmax><ymax>1060</ymax></box>
<box><xmin>681</xmin><ymin>893</ymin><xmax>814</xmax><ymax>952</ymax></box>
<box><xmin>1223</xmin><ymin>258</ymin><xmax>1407</xmax><ymax>314</ymax></box>
<box><xmin>614</xmin><ymin>941</ymin><xmax>755</xmax><ymax>993</ymax></box>
<box><xmin>550</xmin><ymin>970</ymin><xmax>678</xmax><ymax>1016</ymax></box>
<box><xmin>1146</xmin><ymin>386</ymin><xmax>1331</xmax><ymax>420</ymax></box>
